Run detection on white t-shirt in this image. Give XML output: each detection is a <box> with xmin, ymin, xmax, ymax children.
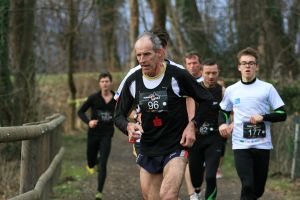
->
<box><xmin>220</xmin><ymin>78</ymin><xmax>285</xmax><ymax>150</ymax></box>
<box><xmin>114</xmin><ymin>60</ymin><xmax>184</xmax><ymax>100</ymax></box>
<box><xmin>196</xmin><ymin>76</ymin><xmax>204</xmax><ymax>82</ymax></box>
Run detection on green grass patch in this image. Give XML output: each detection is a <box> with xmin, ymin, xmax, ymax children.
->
<box><xmin>36</xmin><ymin>72</ymin><xmax>127</xmax><ymax>85</ymax></box>
<box><xmin>222</xmin><ymin>145</ymin><xmax>300</xmax><ymax>199</ymax></box>
<box><xmin>53</xmin><ymin>133</ymin><xmax>90</xmax><ymax>198</ymax></box>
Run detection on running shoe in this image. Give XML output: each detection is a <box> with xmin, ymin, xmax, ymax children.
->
<box><xmin>189</xmin><ymin>192</ymin><xmax>201</xmax><ymax>200</ymax></box>
<box><xmin>95</xmin><ymin>192</ymin><xmax>102</xmax><ymax>200</ymax></box>
<box><xmin>86</xmin><ymin>165</ymin><xmax>95</xmax><ymax>175</ymax></box>
<box><xmin>216</xmin><ymin>168</ymin><xmax>223</xmax><ymax>179</ymax></box>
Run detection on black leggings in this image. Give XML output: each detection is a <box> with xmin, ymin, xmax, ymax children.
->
<box><xmin>234</xmin><ymin>149</ymin><xmax>270</xmax><ymax>200</ymax></box>
<box><xmin>87</xmin><ymin>135</ymin><xmax>112</xmax><ymax>192</ymax></box>
<box><xmin>189</xmin><ymin>134</ymin><xmax>224</xmax><ymax>200</ymax></box>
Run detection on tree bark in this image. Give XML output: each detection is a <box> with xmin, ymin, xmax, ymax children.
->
<box><xmin>234</xmin><ymin>0</ymin><xmax>260</xmax><ymax>49</ymax></box>
<box><xmin>288</xmin><ymin>0</ymin><xmax>300</xmax><ymax>49</ymax></box>
<box><xmin>9</xmin><ymin>0</ymin><xmax>36</xmax><ymax>125</ymax></box>
<box><xmin>166</xmin><ymin>0</ymin><xmax>187</xmax><ymax>57</ymax></box>
<box><xmin>129</xmin><ymin>0</ymin><xmax>139</xmax><ymax>68</ymax></box>
<box><xmin>97</xmin><ymin>0</ymin><xmax>121</xmax><ymax>71</ymax></box>
<box><xmin>176</xmin><ymin>0</ymin><xmax>211</xmax><ymax>57</ymax></box>
<box><xmin>148</xmin><ymin>0</ymin><xmax>166</xmax><ymax>30</ymax></box>
<box><xmin>67</xmin><ymin>0</ymin><xmax>77</xmax><ymax>130</ymax></box>
<box><xmin>258</xmin><ymin>0</ymin><xmax>299</xmax><ymax>82</ymax></box>
<box><xmin>0</xmin><ymin>0</ymin><xmax>12</xmax><ymax>126</ymax></box>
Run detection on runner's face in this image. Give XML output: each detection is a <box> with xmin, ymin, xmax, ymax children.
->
<box><xmin>202</xmin><ymin>64</ymin><xmax>219</xmax><ymax>87</ymax></box>
<box><xmin>185</xmin><ymin>56</ymin><xmax>202</xmax><ymax>78</ymax></box>
<box><xmin>135</xmin><ymin>37</ymin><xmax>163</xmax><ymax>77</ymax></box>
<box><xmin>238</xmin><ymin>55</ymin><xmax>258</xmax><ymax>81</ymax></box>
<box><xmin>99</xmin><ymin>77</ymin><xmax>112</xmax><ymax>91</ymax></box>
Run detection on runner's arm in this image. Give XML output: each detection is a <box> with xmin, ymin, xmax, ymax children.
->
<box><xmin>114</xmin><ymin>83</ymin><xmax>135</xmax><ymax>135</ymax></box>
<box><xmin>176</xmin><ymin>69</ymin><xmax>213</xmax><ymax>126</ymax></box>
<box><xmin>218</xmin><ymin>109</ymin><xmax>232</xmax><ymax>126</ymax></box>
<box><xmin>77</xmin><ymin>97</ymin><xmax>92</xmax><ymax>124</ymax></box>
<box><xmin>262</xmin><ymin>106</ymin><xmax>287</xmax><ymax>122</ymax></box>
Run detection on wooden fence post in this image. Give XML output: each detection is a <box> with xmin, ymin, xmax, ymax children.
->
<box><xmin>19</xmin><ymin>139</ymin><xmax>39</xmax><ymax>193</ymax></box>
<box><xmin>291</xmin><ymin>123</ymin><xmax>299</xmax><ymax>180</ymax></box>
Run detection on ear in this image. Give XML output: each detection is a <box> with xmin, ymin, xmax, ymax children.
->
<box><xmin>256</xmin><ymin>64</ymin><xmax>259</xmax><ymax>72</ymax></box>
<box><xmin>157</xmin><ymin>48</ymin><xmax>164</xmax><ymax>58</ymax></box>
<box><xmin>238</xmin><ymin>64</ymin><xmax>241</xmax><ymax>72</ymax></box>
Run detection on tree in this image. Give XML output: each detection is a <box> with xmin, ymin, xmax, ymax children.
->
<box><xmin>258</xmin><ymin>0</ymin><xmax>299</xmax><ymax>82</ymax></box>
<box><xmin>288</xmin><ymin>0</ymin><xmax>300</xmax><ymax>51</ymax></box>
<box><xmin>233</xmin><ymin>0</ymin><xmax>260</xmax><ymax>49</ymax></box>
<box><xmin>0</xmin><ymin>0</ymin><xmax>12</xmax><ymax>126</ymax></box>
<box><xmin>9</xmin><ymin>0</ymin><xmax>37</xmax><ymax>125</ymax></box>
<box><xmin>176</xmin><ymin>0</ymin><xmax>212</xmax><ymax>57</ymax></box>
<box><xmin>67</xmin><ymin>0</ymin><xmax>78</xmax><ymax>130</ymax></box>
<box><xmin>147</xmin><ymin>0</ymin><xmax>166</xmax><ymax>30</ymax></box>
<box><xmin>97</xmin><ymin>0</ymin><xmax>121</xmax><ymax>71</ymax></box>
<box><xmin>129</xmin><ymin>0</ymin><xmax>139</xmax><ymax>68</ymax></box>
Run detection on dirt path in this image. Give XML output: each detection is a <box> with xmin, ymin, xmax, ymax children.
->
<box><xmin>53</xmin><ymin>131</ymin><xmax>283</xmax><ymax>200</ymax></box>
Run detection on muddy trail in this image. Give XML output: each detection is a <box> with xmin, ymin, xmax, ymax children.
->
<box><xmin>52</xmin><ymin>131</ymin><xmax>283</xmax><ymax>200</ymax></box>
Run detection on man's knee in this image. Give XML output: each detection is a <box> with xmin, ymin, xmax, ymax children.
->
<box><xmin>159</xmin><ymin>189</ymin><xmax>178</xmax><ymax>200</ymax></box>
<box><xmin>255</xmin><ymin>187</ymin><xmax>265</xmax><ymax>198</ymax></box>
<box><xmin>241</xmin><ymin>185</ymin><xmax>256</xmax><ymax>200</ymax></box>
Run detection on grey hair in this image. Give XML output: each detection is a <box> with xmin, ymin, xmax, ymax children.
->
<box><xmin>137</xmin><ymin>31</ymin><xmax>163</xmax><ymax>51</ymax></box>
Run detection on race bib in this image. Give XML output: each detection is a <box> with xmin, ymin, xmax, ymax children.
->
<box><xmin>243</xmin><ymin>122</ymin><xmax>266</xmax><ymax>138</ymax></box>
<box><xmin>198</xmin><ymin>122</ymin><xmax>217</xmax><ymax>135</ymax></box>
<box><xmin>139</xmin><ymin>90</ymin><xmax>168</xmax><ymax>113</ymax></box>
<box><xmin>97</xmin><ymin>110</ymin><xmax>113</xmax><ymax>123</ymax></box>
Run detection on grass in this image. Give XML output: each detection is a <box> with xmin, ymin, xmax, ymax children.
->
<box><xmin>36</xmin><ymin>72</ymin><xmax>126</xmax><ymax>85</ymax></box>
<box><xmin>221</xmin><ymin>145</ymin><xmax>300</xmax><ymax>199</ymax></box>
<box><xmin>53</xmin><ymin>133</ymin><xmax>90</xmax><ymax>198</ymax></box>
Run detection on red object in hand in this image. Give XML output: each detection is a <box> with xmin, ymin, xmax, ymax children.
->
<box><xmin>128</xmin><ymin>131</ymin><xmax>142</xmax><ymax>143</ymax></box>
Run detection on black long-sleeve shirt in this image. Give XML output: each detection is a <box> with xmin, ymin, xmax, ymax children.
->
<box><xmin>78</xmin><ymin>91</ymin><xmax>116</xmax><ymax>137</ymax></box>
<box><xmin>114</xmin><ymin>62</ymin><xmax>213</xmax><ymax>156</ymax></box>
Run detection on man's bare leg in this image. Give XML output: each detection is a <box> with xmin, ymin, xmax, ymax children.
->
<box><xmin>140</xmin><ymin>167</ymin><xmax>163</xmax><ymax>200</ymax></box>
<box><xmin>185</xmin><ymin>164</ymin><xmax>195</xmax><ymax>195</ymax></box>
<box><xmin>160</xmin><ymin>157</ymin><xmax>188</xmax><ymax>200</ymax></box>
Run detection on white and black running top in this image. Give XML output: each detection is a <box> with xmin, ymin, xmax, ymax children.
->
<box><xmin>114</xmin><ymin>61</ymin><xmax>213</xmax><ymax>156</ymax></box>
<box><xmin>114</xmin><ymin>59</ymin><xmax>184</xmax><ymax>101</ymax></box>
<box><xmin>220</xmin><ymin>78</ymin><xmax>285</xmax><ymax>150</ymax></box>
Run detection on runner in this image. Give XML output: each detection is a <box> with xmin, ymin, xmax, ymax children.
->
<box><xmin>115</xmin><ymin>31</ymin><xmax>213</xmax><ymax>199</ymax></box>
<box><xmin>184</xmin><ymin>51</ymin><xmax>203</xmax><ymax>82</ymax></box>
<box><xmin>114</xmin><ymin>29</ymin><xmax>194</xmax><ymax>160</ymax></box>
<box><xmin>219</xmin><ymin>47</ymin><xmax>287</xmax><ymax>200</ymax></box>
<box><xmin>77</xmin><ymin>72</ymin><xmax>116</xmax><ymax>200</ymax></box>
<box><xmin>183</xmin><ymin>51</ymin><xmax>204</xmax><ymax>199</ymax></box>
<box><xmin>189</xmin><ymin>59</ymin><xmax>226</xmax><ymax>200</ymax></box>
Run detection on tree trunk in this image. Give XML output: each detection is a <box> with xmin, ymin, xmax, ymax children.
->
<box><xmin>9</xmin><ymin>0</ymin><xmax>36</xmax><ymax>125</ymax></box>
<box><xmin>129</xmin><ymin>0</ymin><xmax>139</xmax><ymax>68</ymax></box>
<box><xmin>176</xmin><ymin>0</ymin><xmax>211</xmax><ymax>58</ymax></box>
<box><xmin>147</xmin><ymin>0</ymin><xmax>166</xmax><ymax>30</ymax></box>
<box><xmin>234</xmin><ymin>0</ymin><xmax>260</xmax><ymax>49</ymax></box>
<box><xmin>0</xmin><ymin>0</ymin><xmax>12</xmax><ymax>126</ymax></box>
<box><xmin>97</xmin><ymin>0</ymin><xmax>121</xmax><ymax>71</ymax></box>
<box><xmin>288</xmin><ymin>0</ymin><xmax>300</xmax><ymax>49</ymax></box>
<box><xmin>166</xmin><ymin>0</ymin><xmax>187</xmax><ymax>59</ymax></box>
<box><xmin>258</xmin><ymin>0</ymin><xmax>299</xmax><ymax>82</ymax></box>
<box><xmin>67</xmin><ymin>0</ymin><xmax>77</xmax><ymax>130</ymax></box>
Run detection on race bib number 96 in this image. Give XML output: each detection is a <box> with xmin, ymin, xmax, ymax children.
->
<box><xmin>243</xmin><ymin>122</ymin><xmax>266</xmax><ymax>138</ymax></box>
<box><xmin>139</xmin><ymin>90</ymin><xmax>168</xmax><ymax>113</ymax></box>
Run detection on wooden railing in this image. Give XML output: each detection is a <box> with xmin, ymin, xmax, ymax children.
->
<box><xmin>0</xmin><ymin>114</ymin><xmax>66</xmax><ymax>200</ymax></box>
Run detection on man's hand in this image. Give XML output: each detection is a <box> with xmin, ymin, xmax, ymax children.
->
<box><xmin>127</xmin><ymin>122</ymin><xmax>144</xmax><ymax>141</ymax></box>
<box><xmin>180</xmin><ymin>121</ymin><xmax>196</xmax><ymax>148</ymax></box>
<box><xmin>89</xmin><ymin>120</ymin><xmax>98</xmax><ymax>128</ymax></box>
<box><xmin>219</xmin><ymin>123</ymin><xmax>232</xmax><ymax>138</ymax></box>
<box><xmin>249</xmin><ymin>115</ymin><xmax>263</xmax><ymax>124</ymax></box>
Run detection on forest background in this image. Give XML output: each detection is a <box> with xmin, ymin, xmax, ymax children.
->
<box><xmin>0</xmin><ymin>0</ymin><xmax>300</xmax><ymax>198</ymax></box>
